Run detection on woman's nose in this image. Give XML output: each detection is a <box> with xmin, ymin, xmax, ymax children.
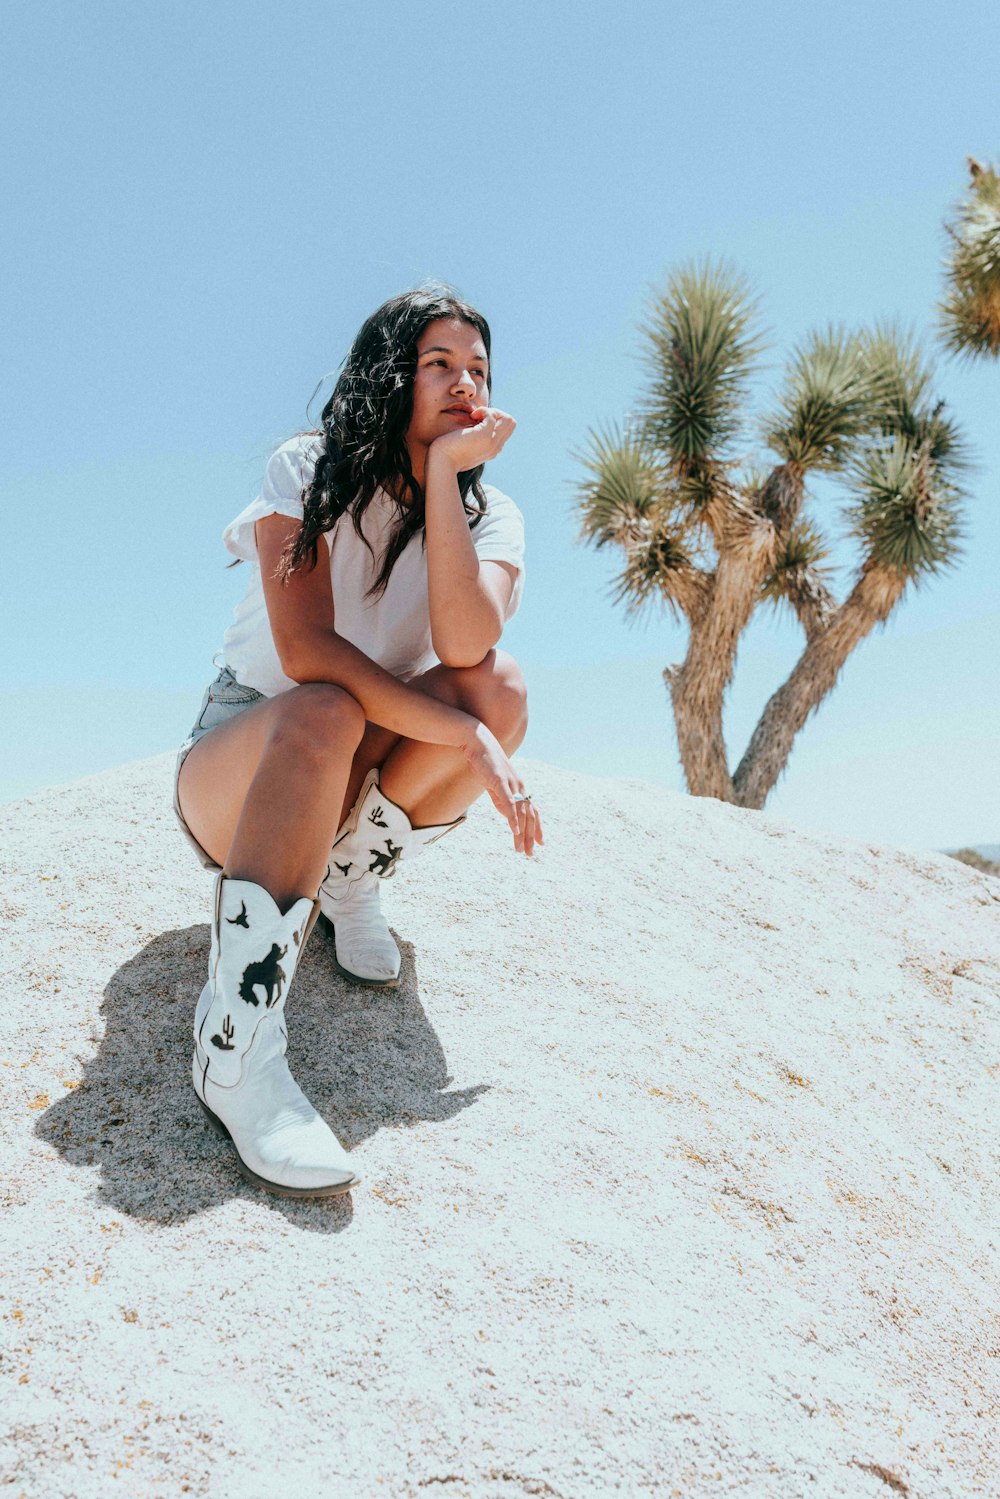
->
<box><xmin>452</xmin><ymin>368</ymin><xmax>476</xmax><ymax>395</ymax></box>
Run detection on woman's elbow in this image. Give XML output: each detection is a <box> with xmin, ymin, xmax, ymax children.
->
<box><xmin>433</xmin><ymin>619</ymin><xmax>504</xmax><ymax>670</ymax></box>
<box><xmin>438</xmin><ymin>652</ymin><xmax>485</xmax><ymax>670</ymax></box>
<box><xmin>275</xmin><ymin>634</ymin><xmax>324</xmax><ymax>684</ymax></box>
<box><xmin>435</xmin><ymin>638</ymin><xmax>501</xmax><ymax>670</ymax></box>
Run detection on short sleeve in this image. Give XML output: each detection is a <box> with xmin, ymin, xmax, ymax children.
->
<box><xmin>222</xmin><ymin>433</ymin><xmax>324</xmax><ymax>561</ymax></box>
<box><xmin>472</xmin><ymin>485</ymin><xmax>526</xmax><ymax>622</ymax></box>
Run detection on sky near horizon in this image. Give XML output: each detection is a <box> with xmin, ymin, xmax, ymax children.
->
<box><xmin>3</xmin><ymin>0</ymin><xmax>998</xmax><ymax>850</ymax></box>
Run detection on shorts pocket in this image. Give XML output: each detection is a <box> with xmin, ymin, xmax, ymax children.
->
<box><xmin>209</xmin><ymin>669</ymin><xmax>262</xmax><ymax>707</ymax></box>
<box><xmin>191</xmin><ymin>667</ymin><xmax>263</xmax><ymax>735</ymax></box>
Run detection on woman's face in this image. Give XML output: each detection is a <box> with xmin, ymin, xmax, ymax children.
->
<box><xmin>406</xmin><ymin>317</ymin><xmax>491</xmax><ymax>454</ymax></box>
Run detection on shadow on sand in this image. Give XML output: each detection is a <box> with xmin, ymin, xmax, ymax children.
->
<box><xmin>36</xmin><ymin>921</ymin><xmax>488</xmax><ymax>1233</ymax></box>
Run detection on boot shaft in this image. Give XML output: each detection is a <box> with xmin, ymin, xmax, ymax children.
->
<box><xmin>322</xmin><ymin>768</ymin><xmax>466</xmax><ymax>905</ymax></box>
<box><xmin>196</xmin><ymin>876</ymin><xmax>319</xmax><ymax>1089</ymax></box>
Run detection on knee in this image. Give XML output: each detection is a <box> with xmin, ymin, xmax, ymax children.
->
<box><xmin>452</xmin><ymin>649</ymin><xmax>528</xmax><ymax>740</ymax></box>
<box><xmin>267</xmin><ymin>684</ymin><xmax>366</xmax><ymax>759</ymax></box>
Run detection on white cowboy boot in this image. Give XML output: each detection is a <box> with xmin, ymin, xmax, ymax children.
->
<box><xmin>318</xmin><ymin>767</ymin><xmax>466</xmax><ymax>985</ymax></box>
<box><xmin>193</xmin><ymin>874</ymin><xmax>360</xmax><ymax>1197</ymax></box>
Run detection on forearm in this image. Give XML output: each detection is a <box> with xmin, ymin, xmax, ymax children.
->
<box><xmin>285</xmin><ymin>629</ymin><xmax>476</xmax><ymax>747</ymax></box>
<box><xmin>424</xmin><ymin>451</ymin><xmax>502</xmax><ymax>667</ymax></box>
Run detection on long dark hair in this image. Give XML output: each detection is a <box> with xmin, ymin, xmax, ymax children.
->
<box><xmin>279</xmin><ymin>285</ymin><xmax>492</xmax><ymax>598</ymax></box>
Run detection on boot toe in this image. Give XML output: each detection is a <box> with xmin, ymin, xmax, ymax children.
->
<box><xmin>248</xmin><ymin>1119</ymin><xmax>360</xmax><ymax>1193</ymax></box>
<box><xmin>339</xmin><ymin>943</ymin><xmax>400</xmax><ymax>981</ymax></box>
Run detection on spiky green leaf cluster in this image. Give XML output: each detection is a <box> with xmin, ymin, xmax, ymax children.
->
<box><xmin>760</xmin><ymin>520</ymin><xmax>833</xmax><ymax>604</ymax></box>
<box><xmin>763</xmin><ymin>329</ymin><xmax>873</xmax><ymax>472</ymax></box>
<box><xmin>573</xmin><ymin>423</ymin><xmax>669</xmax><ymax>550</ymax></box>
<box><xmin>939</xmin><ymin>162</ymin><xmax>1000</xmax><ymax>360</ymax></box>
<box><xmin>638</xmin><ymin>261</ymin><xmax>764</xmax><ymax>464</ymax></box>
<box><xmin>610</xmin><ymin>514</ymin><xmax>702</xmax><ymax>621</ymax></box>
<box><xmin>861</xmin><ymin>325</ymin><xmax>970</xmax><ymax>475</ymax></box>
<box><xmin>571</xmin><ymin>422</ymin><xmax>706</xmax><ymax>619</ymax></box>
<box><xmin>847</xmin><ymin>438</ymin><xmax>963</xmax><ymax>579</ymax></box>
<box><xmin>677</xmin><ymin>460</ymin><xmax>721</xmax><ymax>513</ymax></box>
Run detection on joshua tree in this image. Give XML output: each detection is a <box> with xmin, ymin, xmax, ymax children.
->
<box><xmin>574</xmin><ymin>262</ymin><xmax>967</xmax><ymax>809</ymax></box>
<box><xmin>939</xmin><ymin>157</ymin><xmax>1000</xmax><ymax>359</ymax></box>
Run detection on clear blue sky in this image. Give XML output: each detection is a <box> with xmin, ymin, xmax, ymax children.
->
<box><xmin>3</xmin><ymin>0</ymin><xmax>998</xmax><ymax>849</ymax></box>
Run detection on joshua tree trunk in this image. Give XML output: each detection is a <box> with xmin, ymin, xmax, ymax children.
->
<box><xmin>664</xmin><ymin>650</ymin><xmax>733</xmax><ymax>801</ymax></box>
<box><xmin>664</xmin><ymin>478</ymin><xmax>786</xmax><ymax>802</ymax></box>
<box><xmin>731</xmin><ymin>563</ymin><xmax>906</xmax><ymax>808</ymax></box>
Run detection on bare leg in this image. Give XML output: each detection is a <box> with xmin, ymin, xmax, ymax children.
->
<box><xmin>184</xmin><ymin>686</ymin><xmax>367</xmax><ymax>1196</ymax></box>
<box><xmin>176</xmin><ymin>683</ymin><xmax>366</xmax><ymax>911</ymax></box>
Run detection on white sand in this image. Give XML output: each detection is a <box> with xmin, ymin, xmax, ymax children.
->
<box><xmin>1</xmin><ymin>753</ymin><xmax>998</xmax><ymax>1498</ymax></box>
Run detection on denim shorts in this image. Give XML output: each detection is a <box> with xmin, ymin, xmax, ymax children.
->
<box><xmin>172</xmin><ymin>664</ymin><xmax>266</xmax><ymax>871</ymax></box>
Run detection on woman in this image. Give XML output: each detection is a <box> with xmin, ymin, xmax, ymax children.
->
<box><xmin>174</xmin><ymin>286</ymin><xmax>542</xmax><ymax>1201</ymax></box>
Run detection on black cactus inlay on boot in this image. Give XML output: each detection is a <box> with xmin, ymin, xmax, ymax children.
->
<box><xmin>238</xmin><ymin>943</ymin><xmax>288</xmax><ymax>1008</ymax></box>
<box><xmin>211</xmin><ymin>1015</ymin><xmax>236</xmax><ymax>1050</ymax></box>
<box><xmin>367</xmin><ymin>802</ymin><xmax>389</xmax><ymax>829</ymax></box>
<box><xmin>368</xmin><ymin>838</ymin><xmax>403</xmax><ymax>877</ymax></box>
<box><xmin>226</xmin><ymin>901</ymin><xmax>250</xmax><ymax>928</ymax></box>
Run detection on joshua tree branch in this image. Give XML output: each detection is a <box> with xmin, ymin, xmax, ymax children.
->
<box><xmin>779</xmin><ymin>565</ymin><xmax>838</xmax><ymax>643</ymax></box>
<box><xmin>667</xmin><ymin>499</ymin><xmax>779</xmax><ymax>801</ymax></box>
<box><xmin>758</xmin><ymin>461</ymin><xmax>807</xmax><ymax>533</ymax></box>
<box><xmin>731</xmin><ymin>562</ymin><xmax>907</xmax><ymax>809</ymax></box>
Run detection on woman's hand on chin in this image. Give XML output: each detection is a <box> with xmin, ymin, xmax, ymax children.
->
<box><xmin>427</xmin><ymin>406</ymin><xmax>517</xmax><ymax>474</ymax></box>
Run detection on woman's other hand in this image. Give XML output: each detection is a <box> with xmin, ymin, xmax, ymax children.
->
<box><xmin>427</xmin><ymin>406</ymin><xmax>517</xmax><ymax>474</ymax></box>
<box><xmin>461</xmin><ymin>721</ymin><xmax>542</xmax><ymax>857</ymax></box>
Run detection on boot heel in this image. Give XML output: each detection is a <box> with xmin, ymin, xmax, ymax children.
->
<box><xmin>196</xmin><ymin>1093</ymin><xmax>230</xmax><ymax>1139</ymax></box>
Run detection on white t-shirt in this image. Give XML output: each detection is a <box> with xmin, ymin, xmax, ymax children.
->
<box><xmin>220</xmin><ymin>432</ymin><xmax>526</xmax><ymax>697</ymax></box>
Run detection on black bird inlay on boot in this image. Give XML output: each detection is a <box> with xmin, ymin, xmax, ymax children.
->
<box><xmin>210</xmin><ymin>1015</ymin><xmax>236</xmax><ymax>1050</ymax></box>
<box><xmin>238</xmin><ymin>943</ymin><xmax>288</xmax><ymax>1008</ymax></box>
<box><xmin>368</xmin><ymin>838</ymin><xmax>403</xmax><ymax>877</ymax></box>
<box><xmin>334</xmin><ymin>860</ymin><xmax>352</xmax><ymax>877</ymax></box>
<box><xmin>226</xmin><ymin>901</ymin><xmax>250</xmax><ymax>928</ymax></box>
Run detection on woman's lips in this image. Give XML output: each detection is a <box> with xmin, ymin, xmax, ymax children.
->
<box><xmin>444</xmin><ymin>407</ymin><xmax>476</xmax><ymax>423</ymax></box>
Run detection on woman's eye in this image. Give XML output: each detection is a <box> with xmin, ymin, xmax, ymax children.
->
<box><xmin>426</xmin><ymin>359</ymin><xmax>487</xmax><ymax>380</ymax></box>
